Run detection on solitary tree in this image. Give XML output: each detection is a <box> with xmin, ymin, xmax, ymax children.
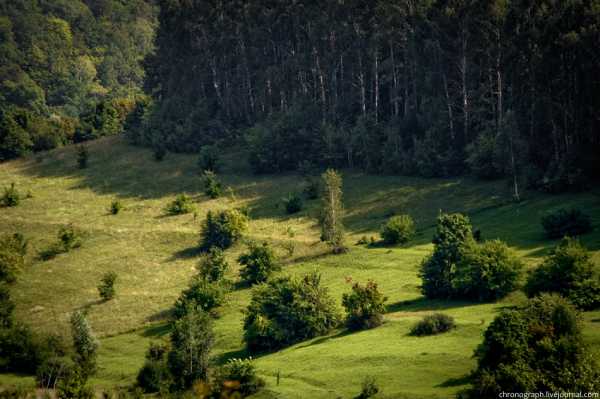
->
<box><xmin>70</xmin><ymin>310</ymin><xmax>99</xmax><ymax>379</ymax></box>
<box><xmin>320</xmin><ymin>169</ymin><xmax>345</xmax><ymax>253</ymax></box>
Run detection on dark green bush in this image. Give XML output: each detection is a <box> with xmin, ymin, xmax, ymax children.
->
<box><xmin>0</xmin><ymin>322</ymin><xmax>40</xmax><ymax>373</ymax></box>
<box><xmin>198</xmin><ymin>247</ymin><xmax>229</xmax><ymax>283</ymax></box>
<box><xmin>136</xmin><ymin>343</ymin><xmax>171</xmax><ymax>393</ymax></box>
<box><xmin>410</xmin><ymin>313</ymin><xmax>456</xmax><ymax>336</ymax></box>
<box><xmin>238</xmin><ymin>242</ymin><xmax>279</xmax><ymax>285</ymax></box>
<box><xmin>165</xmin><ymin>194</ymin><xmax>194</xmax><ymax>215</ymax></box>
<box><xmin>202</xmin><ymin>170</ymin><xmax>222</xmax><ymax>199</ymax></box>
<box><xmin>282</xmin><ymin>193</ymin><xmax>303</xmax><ymax>214</ymax></box>
<box><xmin>109</xmin><ymin>200</ymin><xmax>123</xmax><ymax>215</ymax></box>
<box><xmin>200</xmin><ymin>209</ymin><xmax>248</xmax><ymax>250</ymax></box>
<box><xmin>525</xmin><ymin>238</ymin><xmax>600</xmax><ymax>310</ymax></box>
<box><xmin>198</xmin><ymin>144</ymin><xmax>220</xmax><ymax>172</ymax></box>
<box><xmin>356</xmin><ymin>376</ymin><xmax>380</xmax><ymax>399</ymax></box>
<box><xmin>0</xmin><ymin>233</ymin><xmax>27</xmax><ymax>284</ymax></box>
<box><xmin>380</xmin><ymin>215</ymin><xmax>415</xmax><ymax>245</ymax></box>
<box><xmin>36</xmin><ymin>355</ymin><xmax>73</xmax><ymax>390</ymax></box>
<box><xmin>39</xmin><ymin>225</ymin><xmax>82</xmax><ymax>261</ymax></box>
<box><xmin>541</xmin><ymin>208</ymin><xmax>593</xmax><ymax>239</ymax></box>
<box><xmin>243</xmin><ymin>273</ymin><xmax>340</xmax><ymax>353</ymax></box>
<box><xmin>97</xmin><ymin>272</ymin><xmax>117</xmax><ymax>301</ymax></box>
<box><xmin>56</xmin><ymin>366</ymin><xmax>94</xmax><ymax>399</ymax></box>
<box><xmin>0</xmin><ymin>283</ymin><xmax>15</xmax><ymax>328</ymax></box>
<box><xmin>303</xmin><ymin>177</ymin><xmax>321</xmax><ymax>200</ymax></box>
<box><xmin>173</xmin><ymin>278</ymin><xmax>226</xmax><ymax>318</ymax></box>
<box><xmin>69</xmin><ymin>310</ymin><xmax>98</xmax><ymax>379</ymax></box>
<box><xmin>212</xmin><ymin>358</ymin><xmax>265</xmax><ymax>398</ymax></box>
<box><xmin>1</xmin><ymin>183</ymin><xmax>20</xmax><ymax>207</ymax></box>
<box><xmin>76</xmin><ymin>145</ymin><xmax>88</xmax><ymax>169</ymax></box>
<box><xmin>153</xmin><ymin>145</ymin><xmax>166</xmax><ymax>161</ymax></box>
<box><xmin>465</xmin><ymin>294</ymin><xmax>600</xmax><ymax>397</ymax></box>
<box><xmin>342</xmin><ymin>280</ymin><xmax>387</xmax><ymax>331</ymax></box>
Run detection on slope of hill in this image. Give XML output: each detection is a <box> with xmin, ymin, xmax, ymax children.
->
<box><xmin>1</xmin><ymin>136</ymin><xmax>599</xmax><ymax>398</ymax></box>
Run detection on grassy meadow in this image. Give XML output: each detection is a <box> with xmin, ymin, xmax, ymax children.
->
<box><xmin>1</xmin><ymin>136</ymin><xmax>599</xmax><ymax>398</ymax></box>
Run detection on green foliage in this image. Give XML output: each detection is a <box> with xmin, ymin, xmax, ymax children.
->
<box><xmin>202</xmin><ymin>170</ymin><xmax>222</xmax><ymax>199</ymax></box>
<box><xmin>541</xmin><ymin>208</ymin><xmax>593</xmax><ymax>239</ymax></box>
<box><xmin>466</xmin><ymin>131</ymin><xmax>508</xmax><ymax>180</ymax></box>
<box><xmin>320</xmin><ymin>169</ymin><xmax>345</xmax><ymax>253</ymax></box>
<box><xmin>0</xmin><ymin>322</ymin><xmax>40</xmax><ymax>373</ymax></box>
<box><xmin>98</xmin><ymin>272</ymin><xmax>117</xmax><ymax>301</ymax></box>
<box><xmin>137</xmin><ymin>343</ymin><xmax>172</xmax><ymax>393</ymax></box>
<box><xmin>56</xmin><ymin>366</ymin><xmax>94</xmax><ymax>399</ymax></box>
<box><xmin>165</xmin><ymin>194</ymin><xmax>194</xmax><ymax>215</ymax></box>
<box><xmin>467</xmin><ymin>294</ymin><xmax>600</xmax><ymax>397</ymax></box>
<box><xmin>76</xmin><ymin>146</ymin><xmax>89</xmax><ymax>169</ymax></box>
<box><xmin>36</xmin><ymin>354</ymin><xmax>73</xmax><ymax>390</ymax></box>
<box><xmin>243</xmin><ymin>273</ymin><xmax>340</xmax><ymax>353</ymax></box>
<box><xmin>525</xmin><ymin>238</ymin><xmax>600</xmax><ymax>310</ymax></box>
<box><xmin>198</xmin><ymin>145</ymin><xmax>220</xmax><ymax>172</ymax></box>
<box><xmin>69</xmin><ymin>310</ymin><xmax>99</xmax><ymax>379</ymax></box>
<box><xmin>198</xmin><ymin>247</ymin><xmax>229</xmax><ymax>283</ymax></box>
<box><xmin>238</xmin><ymin>242</ymin><xmax>279</xmax><ymax>286</ymax></box>
<box><xmin>342</xmin><ymin>280</ymin><xmax>387</xmax><ymax>331</ymax></box>
<box><xmin>173</xmin><ymin>277</ymin><xmax>226</xmax><ymax>318</ymax></box>
<box><xmin>40</xmin><ymin>225</ymin><xmax>82</xmax><ymax>260</ymax></box>
<box><xmin>0</xmin><ymin>233</ymin><xmax>27</xmax><ymax>284</ymax></box>
<box><xmin>410</xmin><ymin>313</ymin><xmax>456</xmax><ymax>336</ymax></box>
<box><xmin>212</xmin><ymin>358</ymin><xmax>265</xmax><ymax>397</ymax></box>
<box><xmin>168</xmin><ymin>306</ymin><xmax>214</xmax><ymax>390</ymax></box>
<box><xmin>1</xmin><ymin>183</ymin><xmax>20</xmax><ymax>207</ymax></box>
<box><xmin>453</xmin><ymin>240</ymin><xmax>523</xmax><ymax>302</ymax></box>
<box><xmin>303</xmin><ymin>177</ymin><xmax>321</xmax><ymax>200</ymax></box>
<box><xmin>380</xmin><ymin>215</ymin><xmax>415</xmax><ymax>245</ymax></box>
<box><xmin>200</xmin><ymin>209</ymin><xmax>248</xmax><ymax>250</ymax></box>
<box><xmin>109</xmin><ymin>200</ymin><xmax>123</xmax><ymax>215</ymax></box>
<box><xmin>0</xmin><ymin>283</ymin><xmax>15</xmax><ymax>328</ymax></box>
<box><xmin>356</xmin><ymin>376</ymin><xmax>380</xmax><ymax>399</ymax></box>
<box><xmin>282</xmin><ymin>192</ymin><xmax>303</xmax><ymax>214</ymax></box>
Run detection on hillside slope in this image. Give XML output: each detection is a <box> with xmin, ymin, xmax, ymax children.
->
<box><xmin>1</xmin><ymin>136</ymin><xmax>599</xmax><ymax>398</ymax></box>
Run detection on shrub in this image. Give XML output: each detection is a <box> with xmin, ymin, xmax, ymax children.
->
<box><xmin>198</xmin><ymin>145</ymin><xmax>220</xmax><ymax>172</ymax></box>
<box><xmin>97</xmin><ymin>272</ymin><xmax>117</xmax><ymax>301</ymax></box>
<box><xmin>303</xmin><ymin>177</ymin><xmax>320</xmax><ymax>200</ymax></box>
<box><xmin>202</xmin><ymin>170</ymin><xmax>222</xmax><ymax>199</ymax></box>
<box><xmin>58</xmin><ymin>225</ymin><xmax>82</xmax><ymax>252</ymax></box>
<box><xmin>76</xmin><ymin>145</ymin><xmax>89</xmax><ymax>169</ymax></box>
<box><xmin>356</xmin><ymin>376</ymin><xmax>380</xmax><ymax>399</ymax></box>
<box><xmin>0</xmin><ymin>233</ymin><xmax>27</xmax><ymax>284</ymax></box>
<box><xmin>541</xmin><ymin>208</ymin><xmax>593</xmax><ymax>239</ymax></box>
<box><xmin>109</xmin><ymin>200</ymin><xmax>123</xmax><ymax>215</ymax></box>
<box><xmin>200</xmin><ymin>209</ymin><xmax>248</xmax><ymax>250</ymax></box>
<box><xmin>0</xmin><ymin>283</ymin><xmax>15</xmax><ymax>328</ymax></box>
<box><xmin>137</xmin><ymin>343</ymin><xmax>172</xmax><ymax>393</ymax></box>
<box><xmin>153</xmin><ymin>145</ymin><xmax>166</xmax><ymax>161</ymax></box>
<box><xmin>410</xmin><ymin>313</ymin><xmax>456</xmax><ymax>336</ymax></box>
<box><xmin>198</xmin><ymin>247</ymin><xmax>229</xmax><ymax>283</ymax></box>
<box><xmin>239</xmin><ymin>242</ymin><xmax>279</xmax><ymax>285</ymax></box>
<box><xmin>165</xmin><ymin>194</ymin><xmax>194</xmax><ymax>215</ymax></box>
<box><xmin>342</xmin><ymin>280</ymin><xmax>387</xmax><ymax>331</ymax></box>
<box><xmin>243</xmin><ymin>273</ymin><xmax>340</xmax><ymax>353</ymax></box>
<box><xmin>465</xmin><ymin>294</ymin><xmax>599</xmax><ymax>397</ymax></box>
<box><xmin>70</xmin><ymin>310</ymin><xmax>99</xmax><ymax>379</ymax></box>
<box><xmin>282</xmin><ymin>193</ymin><xmax>303</xmax><ymax>214</ymax></box>
<box><xmin>173</xmin><ymin>278</ymin><xmax>226</xmax><ymax>318</ymax></box>
<box><xmin>0</xmin><ymin>322</ymin><xmax>40</xmax><ymax>373</ymax></box>
<box><xmin>525</xmin><ymin>238</ymin><xmax>600</xmax><ymax>310</ymax></box>
<box><xmin>36</xmin><ymin>355</ymin><xmax>73</xmax><ymax>390</ymax></box>
<box><xmin>1</xmin><ymin>183</ymin><xmax>20</xmax><ymax>207</ymax></box>
<box><xmin>453</xmin><ymin>240</ymin><xmax>523</xmax><ymax>301</ymax></box>
<box><xmin>56</xmin><ymin>366</ymin><xmax>94</xmax><ymax>399</ymax></box>
<box><xmin>212</xmin><ymin>358</ymin><xmax>265</xmax><ymax>397</ymax></box>
<box><xmin>380</xmin><ymin>215</ymin><xmax>415</xmax><ymax>245</ymax></box>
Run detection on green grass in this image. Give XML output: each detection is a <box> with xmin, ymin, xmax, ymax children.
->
<box><xmin>1</xmin><ymin>136</ymin><xmax>599</xmax><ymax>397</ymax></box>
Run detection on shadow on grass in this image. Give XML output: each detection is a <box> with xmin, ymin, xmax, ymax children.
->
<box><xmin>294</xmin><ymin>329</ymin><xmax>353</xmax><ymax>350</ymax></box>
<box><xmin>168</xmin><ymin>246</ymin><xmax>204</xmax><ymax>261</ymax></box>
<box><xmin>385</xmin><ymin>297</ymin><xmax>474</xmax><ymax>314</ymax></box>
<box><xmin>436</xmin><ymin>374</ymin><xmax>471</xmax><ymax>388</ymax></box>
<box><xmin>213</xmin><ymin>348</ymin><xmax>253</xmax><ymax>365</ymax></box>
<box><xmin>141</xmin><ymin>322</ymin><xmax>171</xmax><ymax>338</ymax></box>
<box><xmin>147</xmin><ymin>308</ymin><xmax>173</xmax><ymax>323</ymax></box>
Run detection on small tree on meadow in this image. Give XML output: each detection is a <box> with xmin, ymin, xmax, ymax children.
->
<box><xmin>198</xmin><ymin>247</ymin><xmax>229</xmax><ymax>283</ymax></box>
<box><xmin>200</xmin><ymin>209</ymin><xmax>248</xmax><ymax>250</ymax></box>
<box><xmin>202</xmin><ymin>170</ymin><xmax>222</xmax><ymax>199</ymax></box>
<box><xmin>320</xmin><ymin>169</ymin><xmax>345</xmax><ymax>253</ymax></box>
<box><xmin>1</xmin><ymin>183</ymin><xmax>20</xmax><ymax>207</ymax></box>
<box><xmin>97</xmin><ymin>272</ymin><xmax>117</xmax><ymax>301</ymax></box>
<box><xmin>76</xmin><ymin>145</ymin><xmax>89</xmax><ymax>169</ymax></box>
<box><xmin>70</xmin><ymin>310</ymin><xmax>99</xmax><ymax>379</ymax></box>
<box><xmin>342</xmin><ymin>280</ymin><xmax>387</xmax><ymax>330</ymax></box>
<box><xmin>238</xmin><ymin>242</ymin><xmax>280</xmax><ymax>285</ymax></box>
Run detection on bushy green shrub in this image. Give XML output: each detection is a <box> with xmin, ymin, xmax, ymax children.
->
<box><xmin>238</xmin><ymin>242</ymin><xmax>279</xmax><ymax>285</ymax></box>
<box><xmin>1</xmin><ymin>183</ymin><xmax>20</xmax><ymax>207</ymax></box>
<box><xmin>198</xmin><ymin>144</ymin><xmax>220</xmax><ymax>172</ymax></box>
<box><xmin>56</xmin><ymin>366</ymin><xmax>94</xmax><ymax>399</ymax></box>
<box><xmin>202</xmin><ymin>170</ymin><xmax>222</xmax><ymax>199</ymax></box>
<box><xmin>36</xmin><ymin>355</ymin><xmax>73</xmax><ymax>390</ymax></box>
<box><xmin>525</xmin><ymin>238</ymin><xmax>600</xmax><ymax>310</ymax></box>
<box><xmin>137</xmin><ymin>343</ymin><xmax>171</xmax><ymax>393</ymax></box>
<box><xmin>380</xmin><ymin>215</ymin><xmax>415</xmax><ymax>245</ymax></box>
<box><xmin>465</xmin><ymin>294</ymin><xmax>599</xmax><ymax>397</ymax></box>
<box><xmin>76</xmin><ymin>145</ymin><xmax>89</xmax><ymax>169</ymax></box>
<box><xmin>173</xmin><ymin>278</ymin><xmax>226</xmax><ymax>318</ymax></box>
<box><xmin>282</xmin><ymin>193</ymin><xmax>303</xmax><ymax>214</ymax></box>
<box><xmin>356</xmin><ymin>376</ymin><xmax>380</xmax><ymax>399</ymax></box>
<box><xmin>342</xmin><ymin>280</ymin><xmax>387</xmax><ymax>331</ymax></box>
<box><xmin>40</xmin><ymin>225</ymin><xmax>82</xmax><ymax>261</ymax></box>
<box><xmin>165</xmin><ymin>194</ymin><xmax>194</xmax><ymax>215</ymax></box>
<box><xmin>541</xmin><ymin>208</ymin><xmax>593</xmax><ymax>239</ymax></box>
<box><xmin>97</xmin><ymin>272</ymin><xmax>117</xmax><ymax>301</ymax></box>
<box><xmin>70</xmin><ymin>310</ymin><xmax>98</xmax><ymax>379</ymax></box>
<box><xmin>243</xmin><ymin>273</ymin><xmax>340</xmax><ymax>353</ymax></box>
<box><xmin>0</xmin><ymin>283</ymin><xmax>15</xmax><ymax>328</ymax></box>
<box><xmin>0</xmin><ymin>233</ymin><xmax>27</xmax><ymax>284</ymax></box>
<box><xmin>198</xmin><ymin>247</ymin><xmax>229</xmax><ymax>283</ymax></box>
<box><xmin>109</xmin><ymin>200</ymin><xmax>123</xmax><ymax>215</ymax></box>
<box><xmin>454</xmin><ymin>240</ymin><xmax>523</xmax><ymax>301</ymax></box>
<box><xmin>410</xmin><ymin>313</ymin><xmax>456</xmax><ymax>336</ymax></box>
<box><xmin>212</xmin><ymin>358</ymin><xmax>265</xmax><ymax>397</ymax></box>
<box><xmin>200</xmin><ymin>209</ymin><xmax>248</xmax><ymax>250</ymax></box>
<box><xmin>465</xmin><ymin>132</ymin><xmax>507</xmax><ymax>180</ymax></box>
<box><xmin>0</xmin><ymin>322</ymin><xmax>40</xmax><ymax>373</ymax></box>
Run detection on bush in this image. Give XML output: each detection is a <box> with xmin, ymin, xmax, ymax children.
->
<box><xmin>342</xmin><ymin>280</ymin><xmax>387</xmax><ymax>331</ymax></box>
<box><xmin>212</xmin><ymin>358</ymin><xmax>265</xmax><ymax>398</ymax></box>
<box><xmin>410</xmin><ymin>313</ymin><xmax>456</xmax><ymax>336</ymax></box>
<box><xmin>137</xmin><ymin>343</ymin><xmax>171</xmax><ymax>393</ymax></box>
<box><xmin>303</xmin><ymin>177</ymin><xmax>320</xmax><ymax>200</ymax></box>
<box><xmin>465</xmin><ymin>294</ymin><xmax>599</xmax><ymax>397</ymax></box>
<box><xmin>525</xmin><ymin>238</ymin><xmax>600</xmax><ymax>310</ymax></box>
<box><xmin>243</xmin><ymin>273</ymin><xmax>340</xmax><ymax>353</ymax></box>
<box><xmin>380</xmin><ymin>215</ymin><xmax>415</xmax><ymax>245</ymax></box>
<box><xmin>173</xmin><ymin>278</ymin><xmax>226</xmax><ymax>318</ymax></box>
<box><xmin>153</xmin><ymin>145</ymin><xmax>166</xmax><ymax>161</ymax></box>
<box><xmin>58</xmin><ymin>225</ymin><xmax>82</xmax><ymax>252</ymax></box>
<box><xmin>76</xmin><ymin>145</ymin><xmax>88</xmax><ymax>169</ymax></box>
<box><xmin>36</xmin><ymin>355</ymin><xmax>73</xmax><ymax>390</ymax></box>
<box><xmin>1</xmin><ymin>183</ymin><xmax>20</xmax><ymax>207</ymax></box>
<box><xmin>165</xmin><ymin>194</ymin><xmax>194</xmax><ymax>215</ymax></box>
<box><xmin>238</xmin><ymin>242</ymin><xmax>279</xmax><ymax>285</ymax></box>
<box><xmin>0</xmin><ymin>233</ymin><xmax>27</xmax><ymax>284</ymax></box>
<box><xmin>0</xmin><ymin>322</ymin><xmax>40</xmax><ymax>373</ymax></box>
<box><xmin>56</xmin><ymin>366</ymin><xmax>94</xmax><ymax>399</ymax></box>
<box><xmin>70</xmin><ymin>310</ymin><xmax>99</xmax><ymax>379</ymax></box>
<box><xmin>198</xmin><ymin>144</ymin><xmax>220</xmax><ymax>172</ymax></box>
<box><xmin>282</xmin><ymin>193</ymin><xmax>303</xmax><ymax>214</ymax></box>
<box><xmin>356</xmin><ymin>376</ymin><xmax>380</xmax><ymax>399</ymax></box>
<box><xmin>541</xmin><ymin>208</ymin><xmax>593</xmax><ymax>239</ymax></box>
<box><xmin>202</xmin><ymin>170</ymin><xmax>222</xmax><ymax>199</ymax></box>
<box><xmin>109</xmin><ymin>200</ymin><xmax>123</xmax><ymax>215</ymax></box>
<box><xmin>200</xmin><ymin>209</ymin><xmax>248</xmax><ymax>250</ymax></box>
<box><xmin>97</xmin><ymin>272</ymin><xmax>117</xmax><ymax>301</ymax></box>
<box><xmin>453</xmin><ymin>240</ymin><xmax>523</xmax><ymax>301</ymax></box>
<box><xmin>198</xmin><ymin>247</ymin><xmax>229</xmax><ymax>283</ymax></box>
<box><xmin>0</xmin><ymin>283</ymin><xmax>15</xmax><ymax>328</ymax></box>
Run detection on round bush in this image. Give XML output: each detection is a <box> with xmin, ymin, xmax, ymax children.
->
<box><xmin>342</xmin><ymin>280</ymin><xmax>387</xmax><ymax>331</ymax></box>
<box><xmin>198</xmin><ymin>247</ymin><xmax>229</xmax><ymax>283</ymax></box>
<box><xmin>380</xmin><ymin>214</ymin><xmax>415</xmax><ymax>245</ymax></box>
<box><xmin>213</xmin><ymin>358</ymin><xmax>265</xmax><ymax>397</ymax></box>
<box><xmin>238</xmin><ymin>242</ymin><xmax>279</xmax><ymax>285</ymax></box>
<box><xmin>410</xmin><ymin>313</ymin><xmax>456</xmax><ymax>336</ymax></box>
<box><xmin>200</xmin><ymin>209</ymin><xmax>248</xmax><ymax>250</ymax></box>
<box><xmin>165</xmin><ymin>194</ymin><xmax>194</xmax><ymax>215</ymax></box>
<box><xmin>282</xmin><ymin>193</ymin><xmax>303</xmax><ymax>214</ymax></box>
<box><xmin>97</xmin><ymin>272</ymin><xmax>117</xmax><ymax>301</ymax></box>
<box><xmin>173</xmin><ymin>278</ymin><xmax>226</xmax><ymax>318</ymax></box>
<box><xmin>1</xmin><ymin>183</ymin><xmax>20</xmax><ymax>207</ymax></box>
<box><xmin>541</xmin><ymin>208</ymin><xmax>593</xmax><ymax>239</ymax></box>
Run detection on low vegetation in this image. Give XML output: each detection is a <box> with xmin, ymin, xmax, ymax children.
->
<box><xmin>173</xmin><ymin>277</ymin><xmax>226</xmax><ymax>318</ymax></box>
<box><xmin>165</xmin><ymin>194</ymin><xmax>194</xmax><ymax>215</ymax></box>
<box><xmin>97</xmin><ymin>272</ymin><xmax>118</xmax><ymax>301</ymax></box>
<box><xmin>238</xmin><ymin>242</ymin><xmax>279</xmax><ymax>285</ymax></box>
<box><xmin>200</xmin><ymin>209</ymin><xmax>248</xmax><ymax>250</ymax></box>
<box><xmin>198</xmin><ymin>247</ymin><xmax>229</xmax><ymax>283</ymax></box>
<box><xmin>282</xmin><ymin>192</ymin><xmax>303</xmax><ymax>214</ymax></box>
<box><xmin>202</xmin><ymin>170</ymin><xmax>222</xmax><ymax>199</ymax></box>
<box><xmin>380</xmin><ymin>215</ymin><xmax>415</xmax><ymax>245</ymax></box>
<box><xmin>342</xmin><ymin>280</ymin><xmax>387</xmax><ymax>331</ymax></box>
<box><xmin>541</xmin><ymin>208</ymin><xmax>593</xmax><ymax>239</ymax></box>
<box><xmin>410</xmin><ymin>313</ymin><xmax>456</xmax><ymax>336</ymax></box>
<box><xmin>1</xmin><ymin>183</ymin><xmax>20</xmax><ymax>208</ymax></box>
